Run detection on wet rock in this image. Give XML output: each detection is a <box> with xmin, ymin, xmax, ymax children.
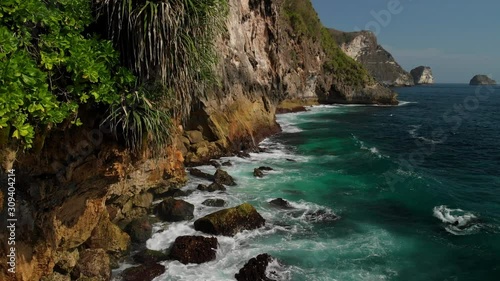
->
<box><xmin>188</xmin><ymin>168</ymin><xmax>215</xmax><ymax>181</ymax></box>
<box><xmin>235</xmin><ymin>253</ymin><xmax>275</xmax><ymax>281</ymax></box>
<box><xmin>72</xmin><ymin>249</ymin><xmax>110</xmax><ymax>281</ymax></box>
<box><xmin>155</xmin><ymin>198</ymin><xmax>194</xmax><ymax>222</ymax></box>
<box><xmin>258</xmin><ymin>166</ymin><xmax>274</xmax><ymax>171</ymax></box>
<box><xmin>304</xmin><ymin>210</ymin><xmax>338</xmax><ymax>222</ymax></box>
<box><xmin>285</xmin><ymin>158</ymin><xmax>296</xmax><ymax>162</ymax></box>
<box><xmin>214</xmin><ymin>169</ymin><xmax>236</xmax><ymax>186</ymax></box>
<box><xmin>209</xmin><ymin>160</ymin><xmax>221</xmax><ymax>168</ymax></box>
<box><xmin>194</xmin><ymin>203</ymin><xmax>265</xmax><ymax>236</ymax></box>
<box><xmin>158</xmin><ymin>188</ymin><xmax>192</xmax><ymax>198</ymax></box>
<box><xmin>221</xmin><ymin>161</ymin><xmax>232</xmax><ymax>166</ymax></box>
<box><xmin>197</xmin><ymin>182</ymin><xmax>226</xmax><ymax>192</ymax></box>
<box><xmin>253</xmin><ymin>168</ymin><xmax>264</xmax><ymax>178</ymax></box>
<box><xmin>269</xmin><ymin>198</ymin><xmax>293</xmax><ymax>209</ymax></box>
<box><xmin>125</xmin><ymin>216</ymin><xmax>152</xmax><ymax>243</ymax></box>
<box><xmin>133</xmin><ymin>249</ymin><xmax>170</xmax><ymax>264</ymax></box>
<box><xmin>122</xmin><ymin>263</ymin><xmax>166</xmax><ymax>281</ymax></box>
<box><xmin>237</xmin><ymin>151</ymin><xmax>251</xmax><ymax>158</ymax></box>
<box><xmin>169</xmin><ymin>236</ymin><xmax>218</xmax><ymax>264</ymax></box>
<box><xmin>202</xmin><ymin>199</ymin><xmax>226</xmax><ymax>207</ymax></box>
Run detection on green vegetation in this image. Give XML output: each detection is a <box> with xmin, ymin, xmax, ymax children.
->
<box><xmin>98</xmin><ymin>0</ymin><xmax>228</xmax><ymax>121</ymax></box>
<box><xmin>0</xmin><ymin>0</ymin><xmax>227</xmax><ymax>152</ymax></box>
<box><xmin>282</xmin><ymin>0</ymin><xmax>372</xmax><ymax>89</ymax></box>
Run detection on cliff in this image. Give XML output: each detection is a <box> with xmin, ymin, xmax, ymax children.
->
<box><xmin>330</xmin><ymin>29</ymin><xmax>414</xmax><ymax>87</ymax></box>
<box><xmin>0</xmin><ymin>1</ymin><xmax>398</xmax><ymax>280</ymax></box>
<box><xmin>410</xmin><ymin>66</ymin><xmax>434</xmax><ymax>85</ymax></box>
<box><xmin>469</xmin><ymin>75</ymin><xmax>496</xmax><ymax>85</ymax></box>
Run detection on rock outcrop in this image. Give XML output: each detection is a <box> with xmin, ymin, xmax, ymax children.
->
<box><xmin>155</xmin><ymin>198</ymin><xmax>194</xmax><ymax>222</ymax></box>
<box><xmin>469</xmin><ymin>75</ymin><xmax>496</xmax><ymax>85</ymax></box>
<box><xmin>331</xmin><ymin>29</ymin><xmax>414</xmax><ymax>87</ymax></box>
<box><xmin>121</xmin><ymin>263</ymin><xmax>166</xmax><ymax>281</ymax></box>
<box><xmin>410</xmin><ymin>66</ymin><xmax>434</xmax><ymax>85</ymax></box>
<box><xmin>235</xmin><ymin>254</ymin><xmax>276</xmax><ymax>281</ymax></box>
<box><xmin>169</xmin><ymin>236</ymin><xmax>218</xmax><ymax>264</ymax></box>
<box><xmin>194</xmin><ymin>203</ymin><xmax>265</xmax><ymax>236</ymax></box>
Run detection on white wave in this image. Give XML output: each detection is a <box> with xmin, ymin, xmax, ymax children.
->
<box><xmin>407</xmin><ymin>125</ymin><xmax>421</xmax><ymax>139</ymax></box>
<box><xmin>433</xmin><ymin>205</ymin><xmax>481</xmax><ymax>235</ymax></box>
<box><xmin>408</xmin><ymin>125</ymin><xmax>444</xmax><ymax>145</ymax></box>
<box><xmin>398</xmin><ymin>101</ymin><xmax>418</xmax><ymax>106</ymax></box>
<box><xmin>352</xmin><ymin>134</ymin><xmax>385</xmax><ymax>159</ymax></box>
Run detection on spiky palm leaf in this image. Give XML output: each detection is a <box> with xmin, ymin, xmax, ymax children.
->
<box><xmin>96</xmin><ymin>0</ymin><xmax>227</xmax><ymax>121</ymax></box>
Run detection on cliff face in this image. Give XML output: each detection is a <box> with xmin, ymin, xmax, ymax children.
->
<box><xmin>0</xmin><ymin>1</ymin><xmax>399</xmax><ymax>280</ymax></box>
<box><xmin>410</xmin><ymin>66</ymin><xmax>434</xmax><ymax>85</ymax></box>
<box><xmin>330</xmin><ymin>29</ymin><xmax>414</xmax><ymax>87</ymax></box>
<box><xmin>469</xmin><ymin>75</ymin><xmax>496</xmax><ymax>85</ymax></box>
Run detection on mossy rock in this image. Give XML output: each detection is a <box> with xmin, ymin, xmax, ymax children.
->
<box><xmin>194</xmin><ymin>203</ymin><xmax>265</xmax><ymax>236</ymax></box>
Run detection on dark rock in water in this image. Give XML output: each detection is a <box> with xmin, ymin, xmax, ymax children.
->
<box><xmin>285</xmin><ymin>158</ymin><xmax>296</xmax><ymax>162</ymax></box>
<box><xmin>122</xmin><ymin>263</ymin><xmax>165</xmax><ymax>281</ymax></box>
<box><xmin>194</xmin><ymin>203</ymin><xmax>265</xmax><ymax>236</ymax></box>
<box><xmin>237</xmin><ymin>151</ymin><xmax>251</xmax><ymax>158</ymax></box>
<box><xmin>410</xmin><ymin>66</ymin><xmax>434</xmax><ymax>85</ymax></box>
<box><xmin>235</xmin><ymin>253</ymin><xmax>276</xmax><ymax>281</ymax></box>
<box><xmin>214</xmin><ymin>168</ymin><xmax>236</xmax><ymax>186</ymax></box>
<box><xmin>188</xmin><ymin>168</ymin><xmax>215</xmax><ymax>181</ymax></box>
<box><xmin>133</xmin><ymin>249</ymin><xmax>169</xmax><ymax>264</ymax></box>
<box><xmin>209</xmin><ymin>160</ymin><xmax>221</xmax><ymax>168</ymax></box>
<box><xmin>269</xmin><ymin>198</ymin><xmax>293</xmax><ymax>209</ymax></box>
<box><xmin>258</xmin><ymin>166</ymin><xmax>274</xmax><ymax>171</ymax></box>
<box><xmin>197</xmin><ymin>182</ymin><xmax>226</xmax><ymax>192</ymax></box>
<box><xmin>305</xmin><ymin>210</ymin><xmax>338</xmax><ymax>222</ymax></box>
<box><xmin>253</xmin><ymin>168</ymin><xmax>264</xmax><ymax>178</ymax></box>
<box><xmin>258</xmin><ymin>147</ymin><xmax>267</xmax><ymax>153</ymax></box>
<box><xmin>155</xmin><ymin>197</ymin><xmax>194</xmax><ymax>222</ymax></box>
<box><xmin>282</xmin><ymin>189</ymin><xmax>304</xmax><ymax>195</ymax></box>
<box><xmin>169</xmin><ymin>236</ymin><xmax>218</xmax><ymax>264</ymax></box>
<box><xmin>221</xmin><ymin>161</ymin><xmax>232</xmax><ymax>166</ymax></box>
<box><xmin>158</xmin><ymin>188</ymin><xmax>192</xmax><ymax>198</ymax></box>
<box><xmin>125</xmin><ymin>216</ymin><xmax>152</xmax><ymax>243</ymax></box>
<box><xmin>202</xmin><ymin>198</ymin><xmax>226</xmax><ymax>207</ymax></box>
<box><xmin>470</xmin><ymin>74</ymin><xmax>496</xmax><ymax>85</ymax></box>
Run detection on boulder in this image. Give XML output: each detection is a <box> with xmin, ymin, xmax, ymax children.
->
<box><xmin>131</xmin><ymin>192</ymin><xmax>153</xmax><ymax>208</ymax></box>
<box><xmin>157</xmin><ymin>188</ymin><xmax>192</xmax><ymax>198</ymax></box>
<box><xmin>169</xmin><ymin>236</ymin><xmax>218</xmax><ymax>264</ymax></box>
<box><xmin>214</xmin><ymin>169</ymin><xmax>236</xmax><ymax>186</ymax></box>
<box><xmin>197</xmin><ymin>183</ymin><xmax>226</xmax><ymax>192</ymax></box>
<box><xmin>53</xmin><ymin>250</ymin><xmax>79</xmax><ymax>274</ymax></box>
<box><xmin>125</xmin><ymin>216</ymin><xmax>153</xmax><ymax>243</ymax></box>
<box><xmin>202</xmin><ymin>199</ymin><xmax>226</xmax><ymax>207</ymax></box>
<box><xmin>185</xmin><ymin>130</ymin><xmax>205</xmax><ymax>144</ymax></box>
<box><xmin>209</xmin><ymin>160</ymin><xmax>221</xmax><ymax>168</ymax></box>
<box><xmin>72</xmin><ymin>249</ymin><xmax>110</xmax><ymax>281</ymax></box>
<box><xmin>194</xmin><ymin>203</ymin><xmax>265</xmax><ymax>236</ymax></box>
<box><xmin>122</xmin><ymin>263</ymin><xmax>166</xmax><ymax>281</ymax></box>
<box><xmin>155</xmin><ymin>198</ymin><xmax>194</xmax><ymax>222</ymax></box>
<box><xmin>133</xmin><ymin>249</ymin><xmax>170</xmax><ymax>264</ymax></box>
<box><xmin>221</xmin><ymin>161</ymin><xmax>232</xmax><ymax>166</ymax></box>
<box><xmin>253</xmin><ymin>168</ymin><xmax>264</xmax><ymax>178</ymax></box>
<box><xmin>86</xmin><ymin>217</ymin><xmax>130</xmax><ymax>253</ymax></box>
<box><xmin>269</xmin><ymin>198</ymin><xmax>293</xmax><ymax>209</ymax></box>
<box><xmin>469</xmin><ymin>74</ymin><xmax>496</xmax><ymax>85</ymax></box>
<box><xmin>410</xmin><ymin>66</ymin><xmax>434</xmax><ymax>85</ymax></box>
<box><xmin>188</xmin><ymin>168</ymin><xmax>215</xmax><ymax>181</ymax></box>
<box><xmin>235</xmin><ymin>254</ymin><xmax>275</xmax><ymax>281</ymax></box>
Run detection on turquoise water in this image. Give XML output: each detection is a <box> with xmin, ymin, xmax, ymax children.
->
<box><xmin>144</xmin><ymin>84</ymin><xmax>500</xmax><ymax>281</ymax></box>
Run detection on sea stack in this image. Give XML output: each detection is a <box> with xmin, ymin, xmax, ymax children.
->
<box><xmin>469</xmin><ymin>75</ymin><xmax>496</xmax><ymax>85</ymax></box>
<box><xmin>410</xmin><ymin>66</ymin><xmax>434</xmax><ymax>85</ymax></box>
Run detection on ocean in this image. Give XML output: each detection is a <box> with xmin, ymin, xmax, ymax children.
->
<box><xmin>137</xmin><ymin>84</ymin><xmax>500</xmax><ymax>281</ymax></box>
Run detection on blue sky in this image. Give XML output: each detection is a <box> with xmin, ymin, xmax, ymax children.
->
<box><xmin>311</xmin><ymin>0</ymin><xmax>500</xmax><ymax>83</ymax></box>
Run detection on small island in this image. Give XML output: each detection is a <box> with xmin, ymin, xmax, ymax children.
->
<box><xmin>410</xmin><ymin>66</ymin><xmax>434</xmax><ymax>85</ymax></box>
<box><xmin>469</xmin><ymin>75</ymin><xmax>496</xmax><ymax>85</ymax></box>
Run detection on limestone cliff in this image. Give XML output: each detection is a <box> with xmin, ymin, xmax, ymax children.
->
<box><xmin>330</xmin><ymin>29</ymin><xmax>414</xmax><ymax>87</ymax></box>
<box><xmin>469</xmin><ymin>75</ymin><xmax>496</xmax><ymax>85</ymax></box>
<box><xmin>410</xmin><ymin>66</ymin><xmax>434</xmax><ymax>85</ymax></box>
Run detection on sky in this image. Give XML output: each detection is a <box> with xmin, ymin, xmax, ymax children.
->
<box><xmin>311</xmin><ymin>0</ymin><xmax>500</xmax><ymax>83</ymax></box>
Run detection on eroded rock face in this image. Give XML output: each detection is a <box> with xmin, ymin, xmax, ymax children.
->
<box><xmin>235</xmin><ymin>253</ymin><xmax>275</xmax><ymax>281</ymax></box>
<box><xmin>169</xmin><ymin>236</ymin><xmax>218</xmax><ymax>264</ymax></box>
<box><xmin>194</xmin><ymin>203</ymin><xmax>265</xmax><ymax>236</ymax></box>
<box><xmin>155</xmin><ymin>198</ymin><xmax>194</xmax><ymax>222</ymax></box>
<box><xmin>470</xmin><ymin>75</ymin><xmax>496</xmax><ymax>85</ymax></box>
<box><xmin>411</xmin><ymin>66</ymin><xmax>434</xmax><ymax>85</ymax></box>
<box><xmin>121</xmin><ymin>263</ymin><xmax>165</xmax><ymax>281</ymax></box>
<box><xmin>71</xmin><ymin>249</ymin><xmax>110</xmax><ymax>281</ymax></box>
<box><xmin>332</xmin><ymin>29</ymin><xmax>414</xmax><ymax>87</ymax></box>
